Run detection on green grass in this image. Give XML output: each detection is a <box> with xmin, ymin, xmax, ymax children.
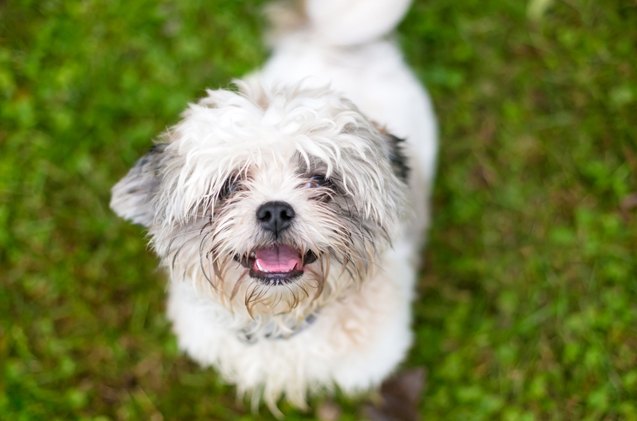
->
<box><xmin>1</xmin><ymin>0</ymin><xmax>636</xmax><ymax>419</ymax></box>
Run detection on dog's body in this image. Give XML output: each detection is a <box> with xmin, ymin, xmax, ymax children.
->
<box><xmin>111</xmin><ymin>0</ymin><xmax>436</xmax><ymax>410</ymax></box>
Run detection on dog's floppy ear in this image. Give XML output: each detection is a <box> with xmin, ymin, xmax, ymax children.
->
<box><xmin>385</xmin><ymin>133</ymin><xmax>410</xmax><ymax>183</ymax></box>
<box><xmin>371</xmin><ymin>122</ymin><xmax>410</xmax><ymax>182</ymax></box>
<box><xmin>110</xmin><ymin>144</ymin><xmax>166</xmax><ymax>227</ymax></box>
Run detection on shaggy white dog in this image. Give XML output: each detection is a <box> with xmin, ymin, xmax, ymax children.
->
<box><xmin>111</xmin><ymin>0</ymin><xmax>436</xmax><ymax>412</ymax></box>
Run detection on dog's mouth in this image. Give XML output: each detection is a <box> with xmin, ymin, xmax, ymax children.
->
<box><xmin>235</xmin><ymin>245</ymin><xmax>318</xmax><ymax>285</ymax></box>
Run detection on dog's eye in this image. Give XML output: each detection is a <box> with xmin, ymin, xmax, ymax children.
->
<box><xmin>219</xmin><ymin>177</ymin><xmax>240</xmax><ymax>199</ymax></box>
<box><xmin>305</xmin><ymin>174</ymin><xmax>329</xmax><ymax>189</ymax></box>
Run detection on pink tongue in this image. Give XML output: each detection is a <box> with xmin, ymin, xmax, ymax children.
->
<box><xmin>254</xmin><ymin>245</ymin><xmax>301</xmax><ymax>273</ymax></box>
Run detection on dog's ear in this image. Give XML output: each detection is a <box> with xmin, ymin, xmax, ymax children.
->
<box><xmin>385</xmin><ymin>133</ymin><xmax>410</xmax><ymax>183</ymax></box>
<box><xmin>110</xmin><ymin>144</ymin><xmax>165</xmax><ymax>227</ymax></box>
<box><xmin>371</xmin><ymin>122</ymin><xmax>410</xmax><ymax>182</ymax></box>
<box><xmin>376</xmin><ymin>125</ymin><xmax>410</xmax><ymax>183</ymax></box>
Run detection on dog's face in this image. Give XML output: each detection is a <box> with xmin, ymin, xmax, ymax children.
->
<box><xmin>111</xmin><ymin>81</ymin><xmax>408</xmax><ymax>322</ymax></box>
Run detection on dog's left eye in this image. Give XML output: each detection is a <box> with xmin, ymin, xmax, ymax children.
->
<box><xmin>219</xmin><ymin>177</ymin><xmax>240</xmax><ymax>199</ymax></box>
<box><xmin>305</xmin><ymin>174</ymin><xmax>329</xmax><ymax>189</ymax></box>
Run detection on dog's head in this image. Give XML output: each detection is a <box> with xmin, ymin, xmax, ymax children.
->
<box><xmin>111</xmin><ymin>81</ymin><xmax>409</xmax><ymax>323</ymax></box>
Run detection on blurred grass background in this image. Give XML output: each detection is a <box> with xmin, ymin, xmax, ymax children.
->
<box><xmin>1</xmin><ymin>0</ymin><xmax>636</xmax><ymax>419</ymax></box>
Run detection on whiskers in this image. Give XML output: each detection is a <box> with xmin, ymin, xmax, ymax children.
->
<box><xmin>232</xmin><ymin>252</ymin><xmax>331</xmax><ymax>318</ymax></box>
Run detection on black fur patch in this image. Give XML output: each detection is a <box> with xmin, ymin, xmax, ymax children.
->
<box><xmin>387</xmin><ymin>134</ymin><xmax>410</xmax><ymax>182</ymax></box>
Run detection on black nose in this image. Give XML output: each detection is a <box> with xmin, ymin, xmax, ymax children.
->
<box><xmin>256</xmin><ymin>201</ymin><xmax>295</xmax><ymax>235</ymax></box>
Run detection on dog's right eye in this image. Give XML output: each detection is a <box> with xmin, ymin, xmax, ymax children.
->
<box><xmin>305</xmin><ymin>174</ymin><xmax>329</xmax><ymax>189</ymax></box>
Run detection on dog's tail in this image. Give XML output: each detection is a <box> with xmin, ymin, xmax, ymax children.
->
<box><xmin>266</xmin><ymin>0</ymin><xmax>412</xmax><ymax>46</ymax></box>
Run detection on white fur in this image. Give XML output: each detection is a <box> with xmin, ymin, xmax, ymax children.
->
<box><xmin>304</xmin><ymin>0</ymin><xmax>413</xmax><ymax>46</ymax></box>
<box><xmin>111</xmin><ymin>0</ymin><xmax>437</xmax><ymax>413</ymax></box>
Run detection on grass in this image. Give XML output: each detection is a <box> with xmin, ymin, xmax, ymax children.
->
<box><xmin>1</xmin><ymin>0</ymin><xmax>636</xmax><ymax>419</ymax></box>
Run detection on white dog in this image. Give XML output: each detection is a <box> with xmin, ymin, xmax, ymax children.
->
<box><xmin>111</xmin><ymin>0</ymin><xmax>436</xmax><ymax>412</ymax></box>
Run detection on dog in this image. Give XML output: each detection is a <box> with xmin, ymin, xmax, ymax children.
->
<box><xmin>111</xmin><ymin>0</ymin><xmax>437</xmax><ymax>412</ymax></box>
